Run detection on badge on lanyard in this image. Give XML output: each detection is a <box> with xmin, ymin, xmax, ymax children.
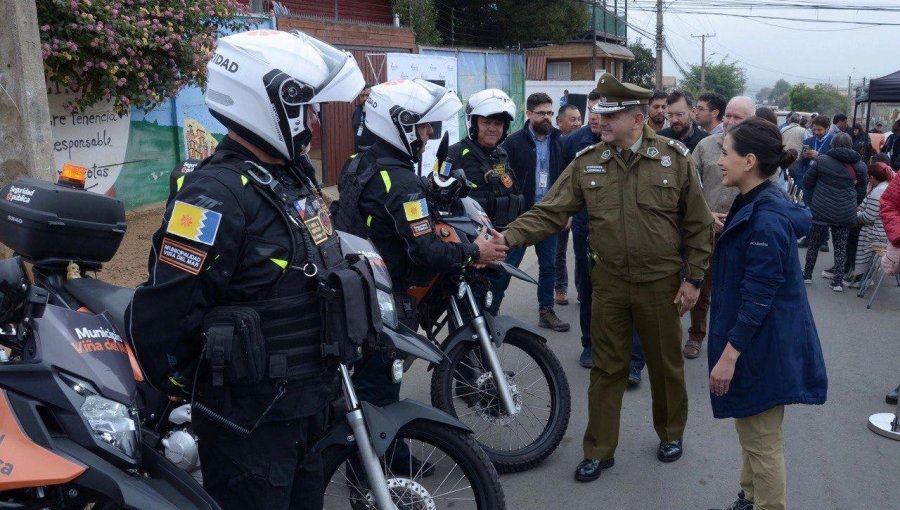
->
<box><xmin>539</xmin><ymin>171</ymin><xmax>548</xmax><ymax>189</ymax></box>
<box><xmin>492</xmin><ymin>163</ymin><xmax>507</xmax><ymax>175</ymax></box>
<box><xmin>300</xmin><ymin>196</ymin><xmax>331</xmax><ymax>245</ymax></box>
<box><xmin>500</xmin><ymin>173</ymin><xmax>513</xmax><ymax>188</ymax></box>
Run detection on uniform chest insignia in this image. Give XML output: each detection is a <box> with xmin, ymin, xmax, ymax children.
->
<box><xmin>661</xmin><ymin>155</ymin><xmax>672</xmax><ymax>168</ymax></box>
<box><xmin>492</xmin><ymin>163</ymin><xmax>507</xmax><ymax>175</ymax></box>
<box><xmin>166</xmin><ymin>200</ymin><xmax>222</xmax><ymax>246</ymax></box>
<box><xmin>403</xmin><ymin>198</ymin><xmax>429</xmax><ymax>221</ymax></box>
<box><xmin>647</xmin><ymin>147</ymin><xmax>659</xmax><ymax>157</ymax></box>
<box><xmin>585</xmin><ymin>165</ymin><xmax>606</xmax><ymax>174</ymax></box>
<box><xmin>500</xmin><ymin>173</ymin><xmax>514</xmax><ymax>188</ymax></box>
<box><xmin>600</xmin><ymin>149</ymin><xmax>611</xmax><ymax>160</ymax></box>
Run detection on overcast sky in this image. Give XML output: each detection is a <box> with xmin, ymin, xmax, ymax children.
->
<box><xmin>624</xmin><ymin>1</ymin><xmax>900</xmax><ymax>96</ymax></box>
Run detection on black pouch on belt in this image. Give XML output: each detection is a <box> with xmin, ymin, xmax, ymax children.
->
<box><xmin>202</xmin><ymin>307</ymin><xmax>267</xmax><ymax>387</ymax></box>
<box><xmin>319</xmin><ymin>259</ymin><xmax>382</xmax><ymax>365</ymax></box>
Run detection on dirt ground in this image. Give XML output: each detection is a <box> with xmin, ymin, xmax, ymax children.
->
<box><xmin>102</xmin><ymin>205</ymin><xmax>165</xmax><ymax>288</ymax></box>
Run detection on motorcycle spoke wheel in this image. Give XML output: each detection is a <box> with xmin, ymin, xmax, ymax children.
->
<box><xmin>321</xmin><ymin>420</ymin><xmax>504</xmax><ymax>510</ymax></box>
<box><xmin>432</xmin><ymin>331</ymin><xmax>570</xmax><ymax>473</ymax></box>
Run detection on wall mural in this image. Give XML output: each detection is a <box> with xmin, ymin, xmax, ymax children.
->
<box><xmin>46</xmin><ymin>17</ymin><xmax>274</xmax><ymax>210</ymax></box>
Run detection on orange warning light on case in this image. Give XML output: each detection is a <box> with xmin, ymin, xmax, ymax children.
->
<box><xmin>58</xmin><ymin>163</ymin><xmax>87</xmax><ymax>188</ymax></box>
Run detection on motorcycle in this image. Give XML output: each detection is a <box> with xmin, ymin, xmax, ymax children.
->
<box><xmin>408</xmin><ymin>136</ymin><xmax>572</xmax><ymax>473</ymax></box>
<box><xmin>0</xmin><ymin>167</ymin><xmax>505</xmax><ymax>509</ymax></box>
<box><xmin>318</xmin><ymin>232</ymin><xmax>505</xmax><ymax>509</ymax></box>
<box><xmin>0</xmin><ymin>255</ymin><xmax>217</xmax><ymax>508</ymax></box>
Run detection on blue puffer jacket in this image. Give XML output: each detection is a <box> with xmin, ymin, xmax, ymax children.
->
<box><xmin>708</xmin><ymin>184</ymin><xmax>828</xmax><ymax>419</ymax></box>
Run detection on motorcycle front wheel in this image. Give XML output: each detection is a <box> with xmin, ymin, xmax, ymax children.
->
<box><xmin>321</xmin><ymin>419</ymin><xmax>505</xmax><ymax>510</ymax></box>
<box><xmin>431</xmin><ymin>329</ymin><xmax>571</xmax><ymax>473</ymax></box>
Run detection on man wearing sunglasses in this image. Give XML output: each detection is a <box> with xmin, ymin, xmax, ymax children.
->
<box><xmin>657</xmin><ymin>89</ymin><xmax>709</xmax><ymax>153</ymax></box>
<box><xmin>493</xmin><ymin>92</ymin><xmax>570</xmax><ymax>332</ymax></box>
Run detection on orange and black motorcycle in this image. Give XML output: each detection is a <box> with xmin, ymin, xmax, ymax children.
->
<box><xmin>409</xmin><ymin>136</ymin><xmax>571</xmax><ymax>474</ymax></box>
<box><xmin>0</xmin><ymin>169</ymin><xmax>217</xmax><ymax>508</ymax></box>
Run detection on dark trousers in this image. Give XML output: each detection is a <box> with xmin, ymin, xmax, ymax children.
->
<box><xmin>844</xmin><ymin>225</ymin><xmax>862</xmax><ymax>274</ymax></box>
<box><xmin>488</xmin><ymin>233</ymin><xmax>557</xmax><ymax>314</ymax></box>
<box><xmin>194</xmin><ymin>409</ymin><xmax>327</xmax><ymax>510</ymax></box>
<box><xmin>574</xmin><ymin>231</ymin><xmax>645</xmax><ymax>367</ymax></box>
<box><xmin>584</xmin><ymin>264</ymin><xmax>687</xmax><ymax>460</ymax></box>
<box><xmin>555</xmin><ymin>228</ymin><xmax>570</xmax><ymax>292</ymax></box>
<box><xmin>804</xmin><ymin>224</ymin><xmax>850</xmax><ymax>285</ymax></box>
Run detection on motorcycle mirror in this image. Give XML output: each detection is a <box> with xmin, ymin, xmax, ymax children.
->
<box><xmin>436</xmin><ymin>131</ymin><xmax>449</xmax><ymax>164</ymax></box>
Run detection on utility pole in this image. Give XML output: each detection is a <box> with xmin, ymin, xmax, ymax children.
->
<box><xmin>691</xmin><ymin>33</ymin><xmax>716</xmax><ymax>91</ymax></box>
<box><xmin>591</xmin><ymin>1</ymin><xmax>597</xmax><ymax>79</ymax></box>
<box><xmin>624</xmin><ymin>0</ymin><xmax>628</xmax><ymax>42</ymax></box>
<box><xmin>0</xmin><ymin>0</ymin><xmax>55</xmax><ymax>186</ymax></box>
<box><xmin>451</xmin><ymin>8</ymin><xmax>455</xmax><ymax>46</ymax></box>
<box><xmin>848</xmin><ymin>75</ymin><xmax>853</xmax><ymax>115</ymax></box>
<box><xmin>655</xmin><ymin>0</ymin><xmax>663</xmax><ymax>89</ymax></box>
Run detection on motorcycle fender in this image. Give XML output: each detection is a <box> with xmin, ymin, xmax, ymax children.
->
<box><xmin>50</xmin><ymin>437</ymin><xmax>221</xmax><ymax>510</ymax></box>
<box><xmin>311</xmin><ymin>400</ymin><xmax>472</xmax><ymax>458</ymax></box>
<box><xmin>441</xmin><ymin>312</ymin><xmax>547</xmax><ymax>356</ymax></box>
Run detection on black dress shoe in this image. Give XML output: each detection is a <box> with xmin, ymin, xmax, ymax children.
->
<box><xmin>887</xmin><ymin>384</ymin><xmax>899</xmax><ymax>406</ymax></box>
<box><xmin>574</xmin><ymin>457</ymin><xmax>615</xmax><ymax>482</ymax></box>
<box><xmin>657</xmin><ymin>439</ymin><xmax>683</xmax><ymax>463</ymax></box>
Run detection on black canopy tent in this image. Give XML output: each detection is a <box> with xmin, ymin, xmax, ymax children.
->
<box><xmin>853</xmin><ymin>69</ymin><xmax>900</xmax><ymax>133</ymax></box>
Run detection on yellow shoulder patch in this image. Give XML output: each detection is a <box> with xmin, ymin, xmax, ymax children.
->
<box><xmin>402</xmin><ymin>198</ymin><xmax>429</xmax><ymax>221</ymax></box>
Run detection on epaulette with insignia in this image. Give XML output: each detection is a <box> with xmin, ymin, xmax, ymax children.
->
<box><xmin>575</xmin><ymin>144</ymin><xmax>598</xmax><ymax>158</ymax></box>
<box><xmin>666</xmin><ymin>139</ymin><xmax>690</xmax><ymax>157</ymax></box>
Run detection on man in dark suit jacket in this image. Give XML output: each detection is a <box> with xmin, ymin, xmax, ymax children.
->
<box><xmin>494</xmin><ymin>92</ymin><xmax>569</xmax><ymax>331</ymax></box>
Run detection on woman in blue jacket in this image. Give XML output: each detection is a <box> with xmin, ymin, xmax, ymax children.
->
<box><xmin>709</xmin><ymin>118</ymin><xmax>828</xmax><ymax>510</ymax></box>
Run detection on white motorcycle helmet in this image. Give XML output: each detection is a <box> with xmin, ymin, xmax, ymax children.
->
<box><xmin>465</xmin><ymin>88</ymin><xmax>516</xmax><ymax>143</ymax></box>
<box><xmin>205</xmin><ymin>29</ymin><xmax>364</xmax><ymax>164</ymax></box>
<box><xmin>363</xmin><ymin>79</ymin><xmax>462</xmax><ymax>161</ymax></box>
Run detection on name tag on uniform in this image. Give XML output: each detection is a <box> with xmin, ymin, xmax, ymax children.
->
<box><xmin>585</xmin><ymin>165</ymin><xmax>606</xmax><ymax>174</ymax></box>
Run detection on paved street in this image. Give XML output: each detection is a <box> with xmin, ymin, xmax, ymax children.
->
<box><xmin>400</xmin><ymin>245</ymin><xmax>900</xmax><ymax>509</ymax></box>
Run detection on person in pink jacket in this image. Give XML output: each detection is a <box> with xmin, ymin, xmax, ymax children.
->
<box><xmin>879</xmin><ymin>170</ymin><xmax>900</xmax><ymax>404</ymax></box>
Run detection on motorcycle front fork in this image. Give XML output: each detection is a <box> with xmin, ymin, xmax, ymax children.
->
<box><xmin>338</xmin><ymin>365</ymin><xmax>399</xmax><ymax>510</ymax></box>
<box><xmin>448</xmin><ymin>283</ymin><xmax>519</xmax><ymax>417</ymax></box>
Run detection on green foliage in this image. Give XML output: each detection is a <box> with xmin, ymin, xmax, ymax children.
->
<box><xmin>38</xmin><ymin>0</ymin><xmax>250</xmax><ymax>115</ymax></box>
<box><xmin>769</xmin><ymin>78</ymin><xmax>791</xmax><ymax>106</ymax></box>
<box><xmin>756</xmin><ymin>87</ymin><xmax>773</xmax><ymax>104</ymax></box>
<box><xmin>623</xmin><ymin>40</ymin><xmax>656</xmax><ymax>90</ymax></box>
<box><xmin>788</xmin><ymin>83</ymin><xmax>847</xmax><ymax>117</ymax></box>
<box><xmin>681</xmin><ymin>59</ymin><xmax>746</xmax><ymax>99</ymax></box>
<box><xmin>435</xmin><ymin>0</ymin><xmax>589</xmax><ymax>48</ymax></box>
<box><xmin>392</xmin><ymin>0</ymin><xmax>442</xmax><ymax>46</ymax></box>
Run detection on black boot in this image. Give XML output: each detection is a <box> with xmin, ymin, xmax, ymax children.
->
<box><xmin>887</xmin><ymin>384</ymin><xmax>899</xmax><ymax>405</ymax></box>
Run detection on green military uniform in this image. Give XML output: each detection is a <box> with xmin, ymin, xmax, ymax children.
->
<box><xmin>503</xmin><ymin>74</ymin><xmax>713</xmax><ymax>462</ymax></box>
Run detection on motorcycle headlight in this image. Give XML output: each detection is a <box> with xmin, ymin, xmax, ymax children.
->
<box><xmin>376</xmin><ymin>288</ymin><xmax>398</xmax><ymax>329</ymax></box>
<box><xmin>66</xmin><ymin>376</ymin><xmax>140</xmax><ymax>459</ymax></box>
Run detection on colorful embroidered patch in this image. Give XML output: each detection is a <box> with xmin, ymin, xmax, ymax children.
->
<box><xmin>436</xmin><ymin>161</ymin><xmax>452</xmax><ymax>177</ymax></box>
<box><xmin>403</xmin><ymin>198</ymin><xmax>429</xmax><ymax>221</ymax></box>
<box><xmin>159</xmin><ymin>237</ymin><xmax>207</xmax><ymax>275</ymax></box>
<box><xmin>647</xmin><ymin>147</ymin><xmax>659</xmax><ymax>157</ymax></box>
<box><xmin>410</xmin><ymin>219</ymin><xmax>432</xmax><ymax>237</ymax></box>
<box><xmin>166</xmin><ymin>200</ymin><xmax>222</xmax><ymax>246</ymax></box>
<box><xmin>500</xmin><ymin>173</ymin><xmax>513</xmax><ymax>188</ymax></box>
<box><xmin>492</xmin><ymin>163</ymin><xmax>507</xmax><ymax>175</ymax></box>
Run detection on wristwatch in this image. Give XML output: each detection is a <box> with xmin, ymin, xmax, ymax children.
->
<box><xmin>685</xmin><ymin>278</ymin><xmax>703</xmax><ymax>289</ymax></box>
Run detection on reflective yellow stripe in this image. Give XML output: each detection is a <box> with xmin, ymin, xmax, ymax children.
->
<box><xmin>366</xmin><ymin>215</ymin><xmax>373</xmax><ymax>227</ymax></box>
<box><xmin>176</xmin><ymin>176</ymin><xmax>185</xmax><ymax>191</ymax></box>
<box><xmin>380</xmin><ymin>170</ymin><xmax>392</xmax><ymax>193</ymax></box>
<box><xmin>462</xmin><ymin>148</ymin><xmax>470</xmax><ymax>156</ymax></box>
<box><xmin>241</xmin><ymin>175</ymin><xmax>249</xmax><ymax>186</ymax></box>
<box><xmin>270</xmin><ymin>258</ymin><xmax>288</xmax><ymax>270</ymax></box>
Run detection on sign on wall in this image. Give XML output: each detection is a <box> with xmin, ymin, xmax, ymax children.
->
<box><xmin>48</xmin><ymin>95</ymin><xmax>131</xmax><ymax>196</ymax></box>
<box><xmin>385</xmin><ymin>53</ymin><xmax>459</xmax><ymax>175</ymax></box>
